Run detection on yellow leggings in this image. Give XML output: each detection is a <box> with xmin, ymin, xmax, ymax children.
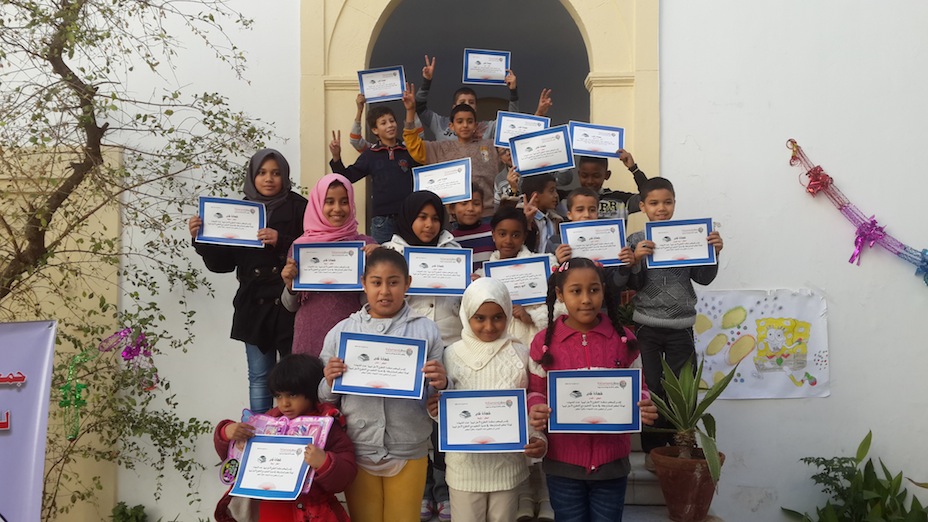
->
<box><xmin>345</xmin><ymin>456</ymin><xmax>428</xmax><ymax>522</ymax></box>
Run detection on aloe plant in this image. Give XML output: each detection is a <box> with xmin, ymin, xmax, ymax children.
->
<box><xmin>649</xmin><ymin>357</ymin><xmax>738</xmax><ymax>484</ymax></box>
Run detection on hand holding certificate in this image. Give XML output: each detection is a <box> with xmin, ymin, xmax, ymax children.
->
<box><xmin>230</xmin><ymin>435</ymin><xmax>313</xmax><ymax>500</ymax></box>
<box><xmin>509</xmin><ymin>125</ymin><xmax>575</xmax><ymax>177</ymax></box>
<box><xmin>405</xmin><ymin>247</ymin><xmax>472</xmax><ymax>296</ymax></box>
<box><xmin>196</xmin><ymin>196</ymin><xmax>266</xmax><ymax>248</ymax></box>
<box><xmin>439</xmin><ymin>389</ymin><xmax>528</xmax><ymax>453</ymax></box>
<box><xmin>559</xmin><ymin>219</ymin><xmax>627</xmax><ymax>266</ymax></box>
<box><xmin>332</xmin><ymin>333</ymin><xmax>428</xmax><ymax>399</ymax></box>
<box><xmin>548</xmin><ymin>369</ymin><xmax>642</xmax><ymax>434</ymax></box>
<box><xmin>568</xmin><ymin>121</ymin><xmax>625</xmax><ymax>159</ymax></box>
<box><xmin>292</xmin><ymin>242</ymin><xmax>365</xmax><ymax>291</ymax></box>
<box><xmin>358</xmin><ymin>66</ymin><xmax>406</xmax><ymax>103</ymax></box>
<box><xmin>413</xmin><ymin>159</ymin><xmax>472</xmax><ymax>205</ymax></box>
<box><xmin>644</xmin><ymin>218</ymin><xmax>717</xmax><ymax>268</ymax></box>
<box><xmin>462</xmin><ymin>49</ymin><xmax>511</xmax><ymax>84</ymax></box>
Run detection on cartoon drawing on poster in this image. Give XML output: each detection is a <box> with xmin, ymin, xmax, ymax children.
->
<box><xmin>694</xmin><ymin>289</ymin><xmax>829</xmax><ymax>399</ymax></box>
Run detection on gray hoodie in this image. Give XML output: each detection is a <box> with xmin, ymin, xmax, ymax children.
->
<box><xmin>318</xmin><ymin>303</ymin><xmax>446</xmax><ymax>463</ymax></box>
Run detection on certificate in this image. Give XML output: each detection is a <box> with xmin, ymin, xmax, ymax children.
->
<box><xmin>644</xmin><ymin>218</ymin><xmax>717</xmax><ymax>268</ymax></box>
<box><xmin>483</xmin><ymin>256</ymin><xmax>551</xmax><ymax>306</ymax></box>
<box><xmin>358</xmin><ymin>65</ymin><xmax>406</xmax><ymax>103</ymax></box>
<box><xmin>547</xmin><ymin>369</ymin><xmax>642</xmax><ymax>434</ymax></box>
<box><xmin>509</xmin><ymin>125</ymin><xmax>575</xmax><ymax>177</ymax></box>
<box><xmin>196</xmin><ymin>196</ymin><xmax>266</xmax><ymax>248</ymax></box>
<box><xmin>413</xmin><ymin>159</ymin><xmax>472</xmax><ymax>205</ymax></box>
<box><xmin>439</xmin><ymin>389</ymin><xmax>528</xmax><ymax>453</ymax></box>
<box><xmin>230</xmin><ymin>434</ymin><xmax>313</xmax><ymax>500</ymax></box>
<box><xmin>462</xmin><ymin>48</ymin><xmax>511</xmax><ymax>85</ymax></box>
<box><xmin>494</xmin><ymin>111</ymin><xmax>550</xmax><ymax>149</ymax></box>
<box><xmin>559</xmin><ymin>219</ymin><xmax>627</xmax><ymax>267</ymax></box>
<box><xmin>568</xmin><ymin>121</ymin><xmax>625</xmax><ymax>159</ymax></box>
<box><xmin>292</xmin><ymin>242</ymin><xmax>365</xmax><ymax>291</ymax></box>
<box><xmin>405</xmin><ymin>246</ymin><xmax>472</xmax><ymax>296</ymax></box>
<box><xmin>333</xmin><ymin>332</ymin><xmax>428</xmax><ymax>399</ymax></box>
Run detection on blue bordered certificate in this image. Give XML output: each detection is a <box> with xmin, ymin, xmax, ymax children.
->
<box><xmin>568</xmin><ymin>121</ymin><xmax>625</xmax><ymax>159</ymax></box>
<box><xmin>332</xmin><ymin>332</ymin><xmax>428</xmax><ymax>399</ymax></box>
<box><xmin>196</xmin><ymin>196</ymin><xmax>266</xmax><ymax>248</ymax></box>
<box><xmin>644</xmin><ymin>218</ymin><xmax>717</xmax><ymax>269</ymax></box>
<box><xmin>509</xmin><ymin>125</ymin><xmax>575</xmax><ymax>177</ymax></box>
<box><xmin>494</xmin><ymin>111</ymin><xmax>550</xmax><ymax>149</ymax></box>
<box><xmin>230</xmin><ymin>434</ymin><xmax>313</xmax><ymax>500</ymax></box>
<box><xmin>405</xmin><ymin>246</ymin><xmax>472</xmax><ymax>296</ymax></box>
<box><xmin>483</xmin><ymin>256</ymin><xmax>551</xmax><ymax>306</ymax></box>
<box><xmin>559</xmin><ymin>219</ymin><xmax>627</xmax><ymax>267</ymax></box>
<box><xmin>462</xmin><ymin>48</ymin><xmax>511</xmax><ymax>85</ymax></box>
<box><xmin>439</xmin><ymin>389</ymin><xmax>528</xmax><ymax>453</ymax></box>
<box><xmin>547</xmin><ymin>369</ymin><xmax>642</xmax><ymax>434</ymax></box>
<box><xmin>413</xmin><ymin>158</ymin><xmax>472</xmax><ymax>205</ymax></box>
<box><xmin>358</xmin><ymin>65</ymin><xmax>406</xmax><ymax>103</ymax></box>
<box><xmin>292</xmin><ymin>242</ymin><xmax>365</xmax><ymax>291</ymax></box>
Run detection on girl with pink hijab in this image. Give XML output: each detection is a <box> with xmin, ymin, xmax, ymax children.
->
<box><xmin>281</xmin><ymin>173</ymin><xmax>377</xmax><ymax>356</ymax></box>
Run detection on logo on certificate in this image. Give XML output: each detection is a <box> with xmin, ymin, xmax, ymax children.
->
<box><xmin>506</xmin><ymin>399</ymin><xmax>513</xmax><ymax>408</ymax></box>
<box><xmin>406</xmin><ymin>348</ymin><xmax>413</xmax><ymax>357</ymax></box>
<box><xmin>358</xmin><ymin>353</ymin><xmax>370</xmax><ymax>362</ymax></box>
<box><xmin>619</xmin><ymin>380</ymin><xmax>627</xmax><ymax>389</ymax></box>
<box><xmin>460</xmin><ymin>410</ymin><xmax>472</xmax><ymax>418</ymax></box>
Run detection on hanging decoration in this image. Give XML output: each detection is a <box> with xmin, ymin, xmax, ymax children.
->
<box><xmin>59</xmin><ymin>328</ymin><xmax>158</xmax><ymax>440</ymax></box>
<box><xmin>787</xmin><ymin>139</ymin><xmax>928</xmax><ymax>286</ymax></box>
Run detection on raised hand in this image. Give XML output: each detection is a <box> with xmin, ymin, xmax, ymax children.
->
<box><xmin>422</xmin><ymin>55</ymin><xmax>436</xmax><ymax>80</ymax></box>
<box><xmin>329</xmin><ymin>130</ymin><xmax>342</xmax><ymax>162</ymax></box>
<box><xmin>505</xmin><ymin>69</ymin><xmax>517</xmax><ymax>90</ymax></box>
<box><xmin>535</xmin><ymin>88</ymin><xmax>553</xmax><ymax>116</ymax></box>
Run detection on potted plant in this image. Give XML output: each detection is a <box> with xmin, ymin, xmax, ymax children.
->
<box><xmin>649</xmin><ymin>356</ymin><xmax>738</xmax><ymax>522</ymax></box>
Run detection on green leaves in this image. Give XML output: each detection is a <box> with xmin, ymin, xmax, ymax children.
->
<box><xmin>650</xmin><ymin>357</ymin><xmax>739</xmax><ymax>485</ymax></box>
<box><xmin>783</xmin><ymin>432</ymin><xmax>928</xmax><ymax>521</ymax></box>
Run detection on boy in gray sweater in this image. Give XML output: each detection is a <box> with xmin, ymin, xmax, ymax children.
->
<box><xmin>622</xmin><ymin>177</ymin><xmax>724</xmax><ymax>461</ymax></box>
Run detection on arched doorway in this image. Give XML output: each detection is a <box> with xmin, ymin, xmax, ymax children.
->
<box><xmin>302</xmin><ymin>0</ymin><xmax>659</xmax><ymax>226</ymax></box>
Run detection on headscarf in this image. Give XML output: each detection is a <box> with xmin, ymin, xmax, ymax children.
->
<box><xmin>458</xmin><ymin>277</ymin><xmax>513</xmax><ymax>355</ymax></box>
<box><xmin>394</xmin><ymin>190</ymin><xmax>446</xmax><ymax>247</ymax></box>
<box><xmin>243</xmin><ymin>149</ymin><xmax>293</xmax><ymax>217</ymax></box>
<box><xmin>293</xmin><ymin>173</ymin><xmax>365</xmax><ymax>244</ymax></box>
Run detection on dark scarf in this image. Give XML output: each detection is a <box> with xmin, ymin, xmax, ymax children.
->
<box><xmin>394</xmin><ymin>190</ymin><xmax>445</xmax><ymax>247</ymax></box>
<box><xmin>242</xmin><ymin>148</ymin><xmax>293</xmax><ymax>218</ymax></box>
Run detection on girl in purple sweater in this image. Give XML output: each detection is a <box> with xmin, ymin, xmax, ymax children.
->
<box><xmin>281</xmin><ymin>173</ymin><xmax>377</xmax><ymax>357</ymax></box>
<box><xmin>527</xmin><ymin>258</ymin><xmax>659</xmax><ymax>522</ymax></box>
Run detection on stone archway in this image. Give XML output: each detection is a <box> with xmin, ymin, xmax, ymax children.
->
<box><xmin>301</xmin><ymin>0</ymin><xmax>659</xmax><ymax>224</ymax></box>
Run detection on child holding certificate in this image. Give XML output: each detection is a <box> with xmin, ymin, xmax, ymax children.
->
<box><xmin>330</xmin><ymin>105</ymin><xmax>420</xmax><ymax>244</ymax></box>
<box><xmin>482</xmin><ymin>206</ymin><xmax>564</xmax><ymax>521</ymax></box>
<box><xmin>188</xmin><ymin>149</ymin><xmax>307</xmax><ymax>413</ymax></box>
<box><xmin>403</xmin><ymin>84</ymin><xmax>500</xmax><ymax>219</ymax></box>
<box><xmin>383</xmin><ymin>191</ymin><xmax>461</xmax><ymax>521</ymax></box>
<box><xmin>621</xmin><ymin>177</ymin><xmax>723</xmax><ymax>466</ymax></box>
<box><xmin>318</xmin><ymin>247</ymin><xmax>449</xmax><ymax>522</ymax></box>
<box><xmin>527</xmin><ymin>258</ymin><xmax>659</xmax><ymax>521</ymax></box>
<box><xmin>281</xmin><ymin>173</ymin><xmax>377</xmax><ymax>357</ymax></box>
<box><xmin>436</xmin><ymin>277</ymin><xmax>548</xmax><ymax>522</ymax></box>
<box><xmin>213</xmin><ymin>354</ymin><xmax>356</xmax><ymax>522</ymax></box>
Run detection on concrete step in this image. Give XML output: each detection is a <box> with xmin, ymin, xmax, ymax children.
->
<box><xmin>627</xmin><ymin>450</ymin><xmax>666</xmax><ymax>505</ymax></box>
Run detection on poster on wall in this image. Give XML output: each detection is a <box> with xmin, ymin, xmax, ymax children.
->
<box><xmin>694</xmin><ymin>289</ymin><xmax>829</xmax><ymax>399</ymax></box>
<box><xmin>0</xmin><ymin>320</ymin><xmax>57</xmax><ymax>522</ymax></box>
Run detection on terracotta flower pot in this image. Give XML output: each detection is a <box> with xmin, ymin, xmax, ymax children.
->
<box><xmin>650</xmin><ymin>446</ymin><xmax>725</xmax><ymax>522</ymax></box>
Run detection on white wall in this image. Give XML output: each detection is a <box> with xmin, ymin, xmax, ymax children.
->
<box><xmin>118</xmin><ymin>1</ymin><xmax>928</xmax><ymax>520</ymax></box>
<box><xmin>661</xmin><ymin>1</ymin><xmax>928</xmax><ymax>520</ymax></box>
<box><xmin>116</xmin><ymin>1</ymin><xmax>301</xmax><ymax>520</ymax></box>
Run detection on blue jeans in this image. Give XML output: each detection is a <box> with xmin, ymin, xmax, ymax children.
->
<box><xmin>546</xmin><ymin>474</ymin><xmax>627</xmax><ymax>522</ymax></box>
<box><xmin>370</xmin><ymin>215</ymin><xmax>396</xmax><ymax>245</ymax></box>
<box><xmin>244</xmin><ymin>343</ymin><xmax>278</xmax><ymax>413</ymax></box>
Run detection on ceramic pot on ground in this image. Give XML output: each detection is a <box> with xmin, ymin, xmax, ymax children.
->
<box><xmin>650</xmin><ymin>446</ymin><xmax>725</xmax><ymax>522</ymax></box>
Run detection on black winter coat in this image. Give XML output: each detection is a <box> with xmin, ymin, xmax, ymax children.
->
<box><xmin>193</xmin><ymin>191</ymin><xmax>308</xmax><ymax>353</ymax></box>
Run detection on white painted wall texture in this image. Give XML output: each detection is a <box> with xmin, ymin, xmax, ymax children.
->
<box><xmin>117</xmin><ymin>1</ymin><xmax>928</xmax><ymax>521</ymax></box>
<box><xmin>660</xmin><ymin>2</ymin><xmax>928</xmax><ymax>520</ymax></box>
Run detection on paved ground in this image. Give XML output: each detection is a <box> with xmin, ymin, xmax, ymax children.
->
<box><xmin>425</xmin><ymin>505</ymin><xmax>721</xmax><ymax>521</ymax></box>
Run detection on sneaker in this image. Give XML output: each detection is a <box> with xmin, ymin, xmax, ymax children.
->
<box><xmin>436</xmin><ymin>501</ymin><xmax>452</xmax><ymax>522</ymax></box>
<box><xmin>645</xmin><ymin>452</ymin><xmax>657</xmax><ymax>473</ymax></box>
<box><xmin>420</xmin><ymin>499</ymin><xmax>434</xmax><ymax>522</ymax></box>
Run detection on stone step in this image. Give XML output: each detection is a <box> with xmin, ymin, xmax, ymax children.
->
<box><xmin>627</xmin><ymin>450</ymin><xmax>666</xmax><ymax>506</ymax></box>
